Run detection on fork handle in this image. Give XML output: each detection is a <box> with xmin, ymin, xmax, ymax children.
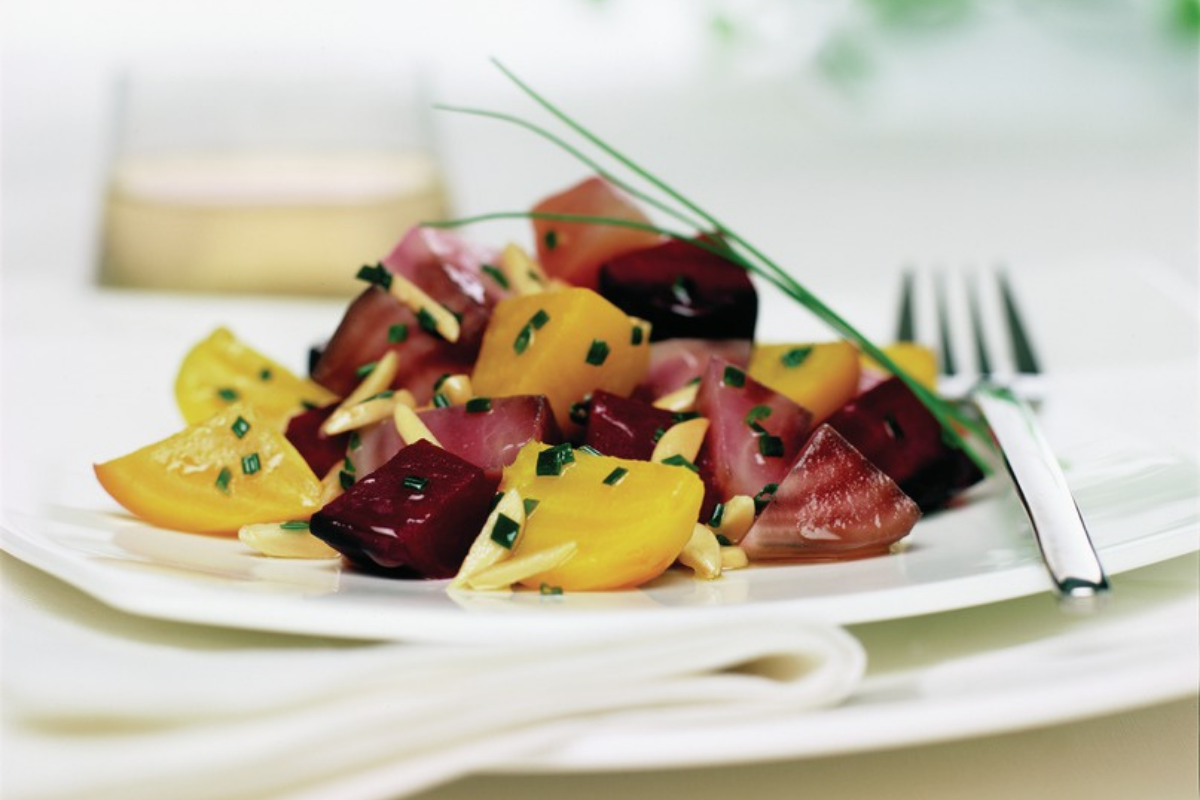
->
<box><xmin>972</xmin><ymin>383</ymin><xmax>1110</xmax><ymax>612</ymax></box>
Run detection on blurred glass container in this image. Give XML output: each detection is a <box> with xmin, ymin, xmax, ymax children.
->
<box><xmin>99</xmin><ymin>63</ymin><xmax>449</xmax><ymax>296</ymax></box>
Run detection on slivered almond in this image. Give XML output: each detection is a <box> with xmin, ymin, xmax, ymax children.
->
<box><xmin>338</xmin><ymin>350</ymin><xmax>400</xmax><ymax>410</ymax></box>
<box><xmin>678</xmin><ymin>523</ymin><xmax>722</xmax><ymax>580</ymax></box>
<box><xmin>466</xmin><ymin>541</ymin><xmax>578</xmax><ymax>591</ymax></box>
<box><xmin>720</xmin><ymin>545</ymin><xmax>749</xmax><ymax>571</ymax></box>
<box><xmin>451</xmin><ymin>489</ymin><xmax>526</xmax><ymax>588</ymax></box>
<box><xmin>435</xmin><ymin>374</ymin><xmax>473</xmax><ymax>406</ymax></box>
<box><xmin>238</xmin><ymin>522</ymin><xmax>339</xmax><ymax>560</ymax></box>
<box><xmin>652</xmin><ymin>382</ymin><xmax>699</xmax><ymax>413</ymax></box>
<box><xmin>319</xmin><ymin>464</ymin><xmax>346</xmax><ymax>505</ymax></box>
<box><xmin>387</xmin><ymin>273</ymin><xmax>461</xmax><ymax>343</ymax></box>
<box><xmin>322</xmin><ymin>392</ymin><xmax>408</xmax><ymax>435</ymax></box>
<box><xmin>650</xmin><ymin>417</ymin><xmax>710</xmax><ymax>465</ymax></box>
<box><xmin>499</xmin><ymin>243</ymin><xmax>550</xmax><ymax>295</ymax></box>
<box><xmin>393</xmin><ymin>403</ymin><xmax>442</xmax><ymax>447</ymax></box>
<box><xmin>711</xmin><ymin>494</ymin><xmax>756</xmax><ymax>543</ymax></box>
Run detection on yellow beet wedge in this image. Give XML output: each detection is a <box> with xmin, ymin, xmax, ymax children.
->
<box><xmin>501</xmin><ymin>441</ymin><xmax>704</xmax><ymax>591</ymax></box>
<box><xmin>860</xmin><ymin>342</ymin><xmax>938</xmax><ymax>390</ymax></box>
<box><xmin>94</xmin><ymin>404</ymin><xmax>324</xmax><ymax>534</ymax></box>
<box><xmin>174</xmin><ymin>327</ymin><xmax>336</xmax><ymax>429</ymax></box>
<box><xmin>747</xmin><ymin>341</ymin><xmax>860</xmax><ymax>424</ymax></box>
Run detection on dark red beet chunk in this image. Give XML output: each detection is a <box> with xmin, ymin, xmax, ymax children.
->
<box><xmin>419</xmin><ymin>395</ymin><xmax>562</xmax><ymax>482</ymax></box>
<box><xmin>598</xmin><ymin>236</ymin><xmax>757</xmax><ymax>341</ymax></box>
<box><xmin>284</xmin><ymin>404</ymin><xmax>349</xmax><ymax>478</ymax></box>
<box><xmin>694</xmin><ymin>358</ymin><xmax>813</xmax><ymax>515</ymax></box>
<box><xmin>741</xmin><ymin>425</ymin><xmax>921</xmax><ymax>562</ymax></box>
<box><xmin>583</xmin><ymin>390</ymin><xmax>682</xmax><ymax>461</ymax></box>
<box><xmin>310</xmin><ymin>440</ymin><xmax>498</xmax><ymax>579</ymax></box>
<box><xmin>634</xmin><ymin>339</ymin><xmax>752</xmax><ymax>402</ymax></box>
<box><xmin>826</xmin><ymin>377</ymin><xmax>984</xmax><ymax>512</ymax></box>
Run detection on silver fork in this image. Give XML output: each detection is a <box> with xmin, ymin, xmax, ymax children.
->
<box><xmin>898</xmin><ymin>268</ymin><xmax>1110</xmax><ymax>612</ymax></box>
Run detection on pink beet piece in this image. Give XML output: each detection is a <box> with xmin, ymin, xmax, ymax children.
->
<box><xmin>419</xmin><ymin>395</ymin><xmax>562</xmax><ymax>482</ymax></box>
<box><xmin>826</xmin><ymin>377</ymin><xmax>983</xmax><ymax>512</ymax></box>
<box><xmin>694</xmin><ymin>358</ymin><xmax>813</xmax><ymax>512</ymax></box>
<box><xmin>284</xmin><ymin>403</ymin><xmax>350</xmax><ymax>478</ymax></box>
<box><xmin>741</xmin><ymin>425</ymin><xmax>921</xmax><ymax>562</ymax></box>
<box><xmin>634</xmin><ymin>339</ymin><xmax>751</xmax><ymax>402</ymax></box>
<box><xmin>598</xmin><ymin>236</ymin><xmax>757</xmax><ymax>342</ymax></box>
<box><xmin>583</xmin><ymin>390</ymin><xmax>682</xmax><ymax>461</ymax></box>
<box><xmin>310</xmin><ymin>440</ymin><xmax>498</xmax><ymax>579</ymax></box>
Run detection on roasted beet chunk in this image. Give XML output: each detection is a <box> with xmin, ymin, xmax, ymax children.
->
<box><xmin>583</xmin><ymin>390</ymin><xmax>682</xmax><ymax>460</ymax></box>
<box><xmin>419</xmin><ymin>395</ymin><xmax>562</xmax><ymax>482</ymax></box>
<box><xmin>826</xmin><ymin>377</ymin><xmax>983</xmax><ymax>512</ymax></box>
<box><xmin>310</xmin><ymin>440</ymin><xmax>497</xmax><ymax>579</ymax></box>
<box><xmin>284</xmin><ymin>403</ymin><xmax>350</xmax><ymax>478</ymax></box>
<box><xmin>741</xmin><ymin>425</ymin><xmax>921</xmax><ymax>562</ymax></box>
<box><xmin>598</xmin><ymin>237</ymin><xmax>757</xmax><ymax>342</ymax></box>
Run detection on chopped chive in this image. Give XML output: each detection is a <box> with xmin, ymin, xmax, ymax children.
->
<box><xmin>433</xmin><ymin>373</ymin><xmax>452</xmax><ymax>391</ymax></box>
<box><xmin>402</xmin><ymin>475</ymin><xmax>429</xmax><ymax>492</ymax></box>
<box><xmin>300</xmin><ymin>400</ymin><xmax>320</xmax><ymax>411</ymax></box>
<box><xmin>585</xmin><ymin>339</ymin><xmax>610</xmax><ymax>366</ymax></box>
<box><xmin>672</xmin><ymin>411</ymin><xmax>700</xmax><ymax>424</ymax></box>
<box><xmin>356</xmin><ymin>361</ymin><xmax>378</xmax><ymax>379</ymax></box>
<box><xmin>529</xmin><ymin>309</ymin><xmax>550</xmax><ymax>329</ymax></box>
<box><xmin>342</xmin><ymin>456</ymin><xmax>356</xmax><ymax>474</ymax></box>
<box><xmin>536</xmin><ymin>443</ymin><xmax>575</xmax><ymax>476</ymax></box>
<box><xmin>488</xmin><ymin>492</ymin><xmax>504</xmax><ymax>513</ymax></box>
<box><xmin>630</xmin><ymin>325</ymin><xmax>644</xmax><ymax>345</ymax></box>
<box><xmin>489</xmin><ymin>513</ymin><xmax>521</xmax><ymax>549</ymax></box>
<box><xmin>465</xmin><ymin>397</ymin><xmax>492</xmax><ymax>413</ymax></box>
<box><xmin>279</xmin><ymin>520</ymin><xmax>309</xmax><ymax>531</ymax></box>
<box><xmin>708</xmin><ymin>502</ymin><xmax>726</xmax><ymax>528</ymax></box>
<box><xmin>259</xmin><ymin>367</ymin><xmax>272</xmax><ymax>381</ymax></box>
<box><xmin>416</xmin><ymin>307</ymin><xmax>439</xmax><ymax>334</ymax></box>
<box><xmin>231</xmin><ymin>416</ymin><xmax>251</xmax><ymax>439</ymax></box>
<box><xmin>569</xmin><ymin>396</ymin><xmax>591</xmax><ymax>425</ymax></box>
<box><xmin>215</xmin><ymin>467</ymin><xmax>232</xmax><ymax>493</ymax></box>
<box><xmin>754</xmin><ymin>483</ymin><xmax>779</xmax><ymax>514</ymax></box>
<box><xmin>356</xmin><ymin>263</ymin><xmax>393</xmax><ymax>289</ymax></box>
<box><xmin>723</xmin><ymin>365</ymin><xmax>746</xmax><ymax>387</ymax></box>
<box><xmin>523</xmin><ymin>497</ymin><xmax>540</xmax><ymax>516</ymax></box>
<box><xmin>528</xmin><ymin>269</ymin><xmax>545</xmax><ymax>284</ymax></box>
<box><xmin>217</xmin><ymin>387</ymin><xmax>239</xmax><ymax>402</ymax></box>
<box><xmin>481</xmin><ymin>263</ymin><xmax>509</xmax><ymax>289</ymax></box>
<box><xmin>543</xmin><ymin>229</ymin><xmax>559</xmax><ymax>250</ymax></box>
<box><xmin>661</xmin><ymin>454</ymin><xmax>699</xmax><ymax>473</ymax></box>
<box><xmin>745</xmin><ymin>405</ymin><xmax>772</xmax><ymax>430</ymax></box>
<box><xmin>781</xmin><ymin>346</ymin><xmax>814</xmax><ymax>368</ymax></box>
<box><xmin>339</xmin><ymin>470</ymin><xmax>355</xmax><ymax>490</ymax></box>
<box><xmin>715</xmin><ymin>533</ymin><xmax>733</xmax><ymax>547</ymax></box>
<box><xmin>757</xmin><ymin>434</ymin><xmax>784</xmax><ymax>458</ymax></box>
<box><xmin>348</xmin><ymin>431</ymin><xmax>362</xmax><ymax>451</ymax></box>
<box><xmin>362</xmin><ymin>390</ymin><xmax>395</xmax><ymax>403</ymax></box>
<box><xmin>671</xmin><ymin>274</ymin><xmax>694</xmax><ymax>305</ymax></box>
<box><xmin>576</xmin><ymin>444</ymin><xmax>602</xmax><ymax>456</ymax></box>
<box><xmin>602</xmin><ymin>467</ymin><xmax>628</xmax><ymax>486</ymax></box>
<box><xmin>513</xmin><ymin>324</ymin><xmax>533</xmax><ymax>355</ymax></box>
<box><xmin>651</xmin><ymin>426</ymin><xmax>666</xmax><ymax>444</ymax></box>
<box><xmin>539</xmin><ymin>582</ymin><xmax>564</xmax><ymax>596</ymax></box>
<box><xmin>388</xmin><ymin>323</ymin><xmax>409</xmax><ymax>343</ymax></box>
<box><xmin>432</xmin><ymin>393</ymin><xmax>451</xmax><ymax>408</ymax></box>
<box><xmin>241</xmin><ymin>453</ymin><xmax>261</xmax><ymax>475</ymax></box>
<box><xmin>883</xmin><ymin>413</ymin><xmax>904</xmax><ymax>441</ymax></box>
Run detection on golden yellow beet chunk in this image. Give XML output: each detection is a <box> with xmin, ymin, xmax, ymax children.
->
<box><xmin>94</xmin><ymin>404</ymin><xmax>323</xmax><ymax>534</ymax></box>
<box><xmin>748</xmin><ymin>341</ymin><xmax>861</xmax><ymax>423</ymax></box>
<box><xmin>472</xmin><ymin>288</ymin><xmax>649</xmax><ymax>435</ymax></box>
<box><xmin>501</xmin><ymin>441</ymin><xmax>704</xmax><ymax>591</ymax></box>
<box><xmin>860</xmin><ymin>342</ymin><xmax>938</xmax><ymax>390</ymax></box>
<box><xmin>175</xmin><ymin>327</ymin><xmax>336</xmax><ymax>429</ymax></box>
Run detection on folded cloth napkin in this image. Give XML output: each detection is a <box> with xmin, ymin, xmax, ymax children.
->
<box><xmin>0</xmin><ymin>557</ymin><xmax>865</xmax><ymax>800</ymax></box>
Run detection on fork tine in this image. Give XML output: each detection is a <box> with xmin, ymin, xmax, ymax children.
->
<box><xmin>932</xmin><ymin>270</ymin><xmax>958</xmax><ymax>376</ymax></box>
<box><xmin>965</xmin><ymin>272</ymin><xmax>993</xmax><ymax>378</ymax></box>
<box><xmin>896</xmin><ymin>269</ymin><xmax>917</xmax><ymax>343</ymax></box>
<box><xmin>996</xmin><ymin>268</ymin><xmax>1042</xmax><ymax>375</ymax></box>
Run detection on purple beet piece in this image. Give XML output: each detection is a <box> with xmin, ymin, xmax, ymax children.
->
<box><xmin>583</xmin><ymin>390</ymin><xmax>682</xmax><ymax>461</ymax></box>
<box><xmin>742</xmin><ymin>425</ymin><xmax>921</xmax><ymax>561</ymax></box>
<box><xmin>598</xmin><ymin>236</ymin><xmax>757</xmax><ymax>341</ymax></box>
<box><xmin>284</xmin><ymin>403</ymin><xmax>350</xmax><ymax>478</ymax></box>
<box><xmin>310</xmin><ymin>440</ymin><xmax>498</xmax><ymax>579</ymax></box>
<box><xmin>346</xmin><ymin>418</ymin><xmax>403</xmax><ymax>479</ymax></box>
<box><xmin>826</xmin><ymin>377</ymin><xmax>984</xmax><ymax>512</ymax></box>
<box><xmin>418</xmin><ymin>395</ymin><xmax>562</xmax><ymax>482</ymax></box>
<box><xmin>634</xmin><ymin>338</ymin><xmax>752</xmax><ymax>402</ymax></box>
<box><xmin>694</xmin><ymin>358</ymin><xmax>813</xmax><ymax>517</ymax></box>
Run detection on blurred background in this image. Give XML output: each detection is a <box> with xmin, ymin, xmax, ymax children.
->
<box><xmin>3</xmin><ymin>0</ymin><xmax>1198</xmax><ymax>297</ymax></box>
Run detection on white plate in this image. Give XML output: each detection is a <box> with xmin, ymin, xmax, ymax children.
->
<box><xmin>2</xmin><ymin>258</ymin><xmax>1197</xmax><ymax>645</ymax></box>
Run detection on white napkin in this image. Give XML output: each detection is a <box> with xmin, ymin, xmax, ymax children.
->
<box><xmin>1</xmin><ymin>560</ymin><xmax>864</xmax><ymax>800</ymax></box>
